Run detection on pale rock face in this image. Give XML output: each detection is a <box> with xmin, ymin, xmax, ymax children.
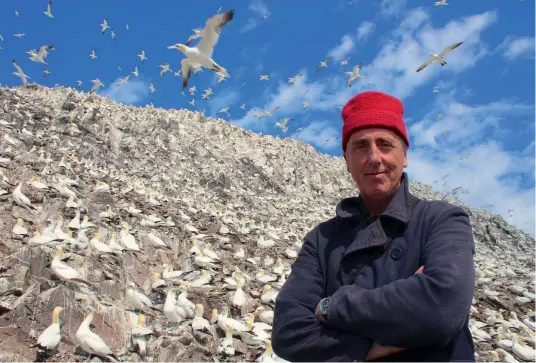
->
<box><xmin>0</xmin><ymin>85</ymin><xmax>533</xmax><ymax>362</ymax></box>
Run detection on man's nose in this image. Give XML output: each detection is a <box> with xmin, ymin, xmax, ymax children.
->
<box><xmin>367</xmin><ymin>144</ymin><xmax>382</xmax><ymax>164</ymax></box>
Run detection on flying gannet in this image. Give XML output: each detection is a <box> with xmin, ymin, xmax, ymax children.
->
<box><xmin>44</xmin><ymin>1</ymin><xmax>54</xmax><ymax>18</ymax></box>
<box><xmin>149</xmin><ymin>83</ymin><xmax>155</xmax><ymax>93</ymax></box>
<box><xmin>340</xmin><ymin>57</ymin><xmax>350</xmax><ymax>66</ymax></box>
<box><xmin>43</xmin><ymin>69</ymin><xmax>51</xmax><ymax>78</ymax></box>
<box><xmin>316</xmin><ymin>56</ymin><xmax>333</xmax><ymax>73</ymax></box>
<box><xmin>100</xmin><ymin>18</ymin><xmax>110</xmax><ymax>34</ymax></box>
<box><xmin>260</xmin><ymin>74</ymin><xmax>269</xmax><ymax>81</ymax></box>
<box><xmin>132</xmin><ymin>66</ymin><xmax>139</xmax><ymax>77</ymax></box>
<box><xmin>275</xmin><ymin>118</ymin><xmax>293</xmax><ymax>134</ymax></box>
<box><xmin>89</xmin><ymin>78</ymin><xmax>104</xmax><ymax>93</ymax></box>
<box><xmin>89</xmin><ymin>48</ymin><xmax>97</xmax><ymax>59</ymax></box>
<box><xmin>14</xmin><ymin>33</ymin><xmax>26</xmax><ymax>38</ymax></box>
<box><xmin>116</xmin><ymin>74</ymin><xmax>130</xmax><ymax>87</ymax></box>
<box><xmin>29</xmin><ymin>45</ymin><xmax>55</xmax><ymax>64</ymax></box>
<box><xmin>434</xmin><ymin>0</ymin><xmax>448</xmax><ymax>7</ymax></box>
<box><xmin>346</xmin><ymin>64</ymin><xmax>363</xmax><ymax>87</ymax></box>
<box><xmin>288</xmin><ymin>73</ymin><xmax>303</xmax><ymax>83</ymax></box>
<box><xmin>137</xmin><ymin>50</ymin><xmax>147</xmax><ymax>62</ymax></box>
<box><xmin>12</xmin><ymin>60</ymin><xmax>30</xmax><ymax>85</ymax></box>
<box><xmin>14</xmin><ymin>9</ymin><xmax>20</xmax><ymax>17</ymax></box>
<box><xmin>416</xmin><ymin>42</ymin><xmax>463</xmax><ymax>72</ymax></box>
<box><xmin>202</xmin><ymin>88</ymin><xmax>213</xmax><ymax>99</ymax></box>
<box><xmin>159</xmin><ymin>62</ymin><xmax>171</xmax><ymax>78</ymax></box>
<box><xmin>168</xmin><ymin>9</ymin><xmax>235</xmax><ymax>88</ymax></box>
<box><xmin>111</xmin><ymin>30</ymin><xmax>116</xmax><ymax>39</ymax></box>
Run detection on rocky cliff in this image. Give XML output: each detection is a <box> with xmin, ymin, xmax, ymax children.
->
<box><xmin>0</xmin><ymin>85</ymin><xmax>534</xmax><ymax>362</ymax></box>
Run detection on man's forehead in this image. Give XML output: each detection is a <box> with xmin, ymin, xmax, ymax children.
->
<box><xmin>348</xmin><ymin>128</ymin><xmax>400</xmax><ymax>142</ymax></box>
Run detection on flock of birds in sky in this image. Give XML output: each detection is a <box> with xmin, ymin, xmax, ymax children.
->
<box><xmin>5</xmin><ymin>1</ymin><xmax>468</xmax><ymax>136</ymax></box>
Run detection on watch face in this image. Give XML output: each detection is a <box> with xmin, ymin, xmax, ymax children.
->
<box><xmin>320</xmin><ymin>298</ymin><xmax>330</xmax><ymax>314</ymax></box>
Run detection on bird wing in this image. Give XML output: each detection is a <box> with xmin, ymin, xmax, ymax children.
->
<box><xmin>181</xmin><ymin>59</ymin><xmax>192</xmax><ymax>89</ymax></box>
<box><xmin>55</xmin><ymin>262</ymin><xmax>83</xmax><ymax>279</ymax></box>
<box><xmin>325</xmin><ymin>56</ymin><xmax>333</xmax><ymax>63</ymax></box>
<box><xmin>12</xmin><ymin>60</ymin><xmax>23</xmax><ymax>74</ymax></box>
<box><xmin>439</xmin><ymin>42</ymin><xmax>463</xmax><ymax>57</ymax></box>
<box><xmin>197</xmin><ymin>10</ymin><xmax>235</xmax><ymax>58</ymax></box>
<box><xmin>82</xmin><ymin>331</ymin><xmax>113</xmax><ymax>355</ymax></box>
<box><xmin>47</xmin><ymin>1</ymin><xmax>52</xmax><ymax>13</ymax></box>
<box><xmin>416</xmin><ymin>59</ymin><xmax>433</xmax><ymax>72</ymax></box>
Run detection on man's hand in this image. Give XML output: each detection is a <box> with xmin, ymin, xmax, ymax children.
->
<box><xmin>315</xmin><ymin>298</ymin><xmax>328</xmax><ymax>323</ymax></box>
<box><xmin>365</xmin><ymin>266</ymin><xmax>425</xmax><ymax>361</ymax></box>
<box><xmin>366</xmin><ymin>342</ymin><xmax>406</xmax><ymax>361</ymax></box>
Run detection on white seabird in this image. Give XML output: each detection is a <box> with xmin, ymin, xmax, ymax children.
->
<box><xmin>167</xmin><ymin>9</ymin><xmax>234</xmax><ymax>88</ymax></box>
<box><xmin>137</xmin><ymin>50</ymin><xmax>147</xmax><ymax>62</ymax></box>
<box><xmin>434</xmin><ymin>0</ymin><xmax>449</xmax><ymax>7</ymax></box>
<box><xmin>76</xmin><ymin>307</ymin><xmax>118</xmax><ymax>361</ymax></box>
<box><xmin>89</xmin><ymin>48</ymin><xmax>97</xmax><ymax>60</ymax></box>
<box><xmin>159</xmin><ymin>62</ymin><xmax>171</xmax><ymax>78</ymax></box>
<box><xmin>100</xmin><ymin>18</ymin><xmax>110</xmax><ymax>34</ymax></box>
<box><xmin>89</xmin><ymin>78</ymin><xmax>104</xmax><ymax>93</ymax></box>
<box><xmin>316</xmin><ymin>56</ymin><xmax>333</xmax><ymax>73</ymax></box>
<box><xmin>33</xmin><ymin>306</ymin><xmax>64</xmax><ymax>361</ymax></box>
<box><xmin>416</xmin><ymin>42</ymin><xmax>463</xmax><ymax>72</ymax></box>
<box><xmin>29</xmin><ymin>45</ymin><xmax>55</xmax><ymax>64</ymax></box>
<box><xmin>12</xmin><ymin>60</ymin><xmax>30</xmax><ymax>85</ymax></box>
<box><xmin>44</xmin><ymin>1</ymin><xmax>54</xmax><ymax>18</ymax></box>
<box><xmin>346</xmin><ymin>64</ymin><xmax>363</xmax><ymax>87</ymax></box>
<box><xmin>132</xmin><ymin>66</ymin><xmax>139</xmax><ymax>77</ymax></box>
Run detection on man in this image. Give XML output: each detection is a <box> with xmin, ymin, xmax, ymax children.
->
<box><xmin>271</xmin><ymin>91</ymin><xmax>476</xmax><ymax>362</ymax></box>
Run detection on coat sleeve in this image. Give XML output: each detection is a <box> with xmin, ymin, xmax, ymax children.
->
<box><xmin>271</xmin><ymin>225</ymin><xmax>374</xmax><ymax>362</ymax></box>
<box><xmin>325</xmin><ymin>203</ymin><xmax>475</xmax><ymax>348</ymax></box>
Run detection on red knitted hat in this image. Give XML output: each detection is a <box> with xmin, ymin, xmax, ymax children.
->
<box><xmin>341</xmin><ymin>91</ymin><xmax>409</xmax><ymax>152</ymax></box>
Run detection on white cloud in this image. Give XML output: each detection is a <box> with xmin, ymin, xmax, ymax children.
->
<box><xmin>407</xmin><ymin>92</ymin><xmax>535</xmax><ymax>236</ymax></box>
<box><xmin>240</xmin><ymin>0</ymin><xmax>270</xmax><ymax>33</ymax></box>
<box><xmin>328</xmin><ymin>35</ymin><xmax>355</xmax><ymax>62</ymax></box>
<box><xmin>357</xmin><ymin>21</ymin><xmax>376</xmax><ymax>42</ymax></box>
<box><xmin>207</xmin><ymin>89</ymin><xmax>240</xmax><ymax>118</ymax></box>
<box><xmin>290</xmin><ymin>121</ymin><xmax>340</xmax><ymax>151</ymax></box>
<box><xmin>497</xmin><ymin>36</ymin><xmax>535</xmax><ymax>61</ymax></box>
<box><xmin>379</xmin><ymin>0</ymin><xmax>407</xmax><ymax>18</ymax></box>
<box><xmin>100</xmin><ymin>77</ymin><xmax>150</xmax><ymax>105</ymax></box>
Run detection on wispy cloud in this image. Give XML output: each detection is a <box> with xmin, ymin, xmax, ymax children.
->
<box><xmin>290</xmin><ymin>121</ymin><xmax>340</xmax><ymax>151</ymax></box>
<box><xmin>240</xmin><ymin>0</ymin><xmax>270</xmax><ymax>33</ymax></box>
<box><xmin>407</xmin><ymin>90</ymin><xmax>535</xmax><ymax>236</ymax></box>
<box><xmin>357</xmin><ymin>21</ymin><xmax>376</xmax><ymax>42</ymax></box>
<box><xmin>100</xmin><ymin>77</ymin><xmax>150</xmax><ymax>105</ymax></box>
<box><xmin>497</xmin><ymin>36</ymin><xmax>535</xmax><ymax>61</ymax></box>
<box><xmin>328</xmin><ymin>35</ymin><xmax>355</xmax><ymax>62</ymax></box>
<box><xmin>379</xmin><ymin>0</ymin><xmax>407</xmax><ymax>18</ymax></box>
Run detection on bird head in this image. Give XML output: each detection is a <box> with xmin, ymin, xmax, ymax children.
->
<box><xmin>167</xmin><ymin>44</ymin><xmax>186</xmax><ymax>53</ymax></box>
<box><xmin>55</xmin><ymin>245</ymin><xmax>64</xmax><ymax>258</ymax></box>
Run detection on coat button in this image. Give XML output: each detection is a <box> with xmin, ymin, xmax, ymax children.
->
<box><xmin>390</xmin><ymin>248</ymin><xmax>403</xmax><ymax>260</ymax></box>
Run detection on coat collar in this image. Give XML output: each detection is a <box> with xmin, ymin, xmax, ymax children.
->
<box><xmin>335</xmin><ymin>172</ymin><xmax>412</xmax><ymax>224</ymax></box>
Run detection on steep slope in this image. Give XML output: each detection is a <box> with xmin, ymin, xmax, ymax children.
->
<box><xmin>0</xmin><ymin>85</ymin><xmax>533</xmax><ymax>362</ymax></box>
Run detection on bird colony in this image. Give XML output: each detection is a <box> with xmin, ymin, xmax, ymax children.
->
<box><xmin>0</xmin><ymin>83</ymin><xmax>534</xmax><ymax>362</ymax></box>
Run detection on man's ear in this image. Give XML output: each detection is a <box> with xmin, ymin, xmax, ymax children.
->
<box><xmin>343</xmin><ymin>151</ymin><xmax>351</xmax><ymax>173</ymax></box>
<box><xmin>403</xmin><ymin>147</ymin><xmax>408</xmax><ymax>168</ymax></box>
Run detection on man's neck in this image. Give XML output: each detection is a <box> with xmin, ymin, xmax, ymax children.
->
<box><xmin>360</xmin><ymin>194</ymin><xmax>394</xmax><ymax>216</ymax></box>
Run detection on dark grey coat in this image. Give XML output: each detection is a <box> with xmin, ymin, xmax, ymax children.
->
<box><xmin>272</xmin><ymin>173</ymin><xmax>476</xmax><ymax>362</ymax></box>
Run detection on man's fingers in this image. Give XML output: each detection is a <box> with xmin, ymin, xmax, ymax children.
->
<box><xmin>415</xmin><ymin>265</ymin><xmax>424</xmax><ymax>274</ymax></box>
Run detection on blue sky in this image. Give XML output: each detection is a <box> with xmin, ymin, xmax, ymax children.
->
<box><xmin>1</xmin><ymin>0</ymin><xmax>535</xmax><ymax>235</ymax></box>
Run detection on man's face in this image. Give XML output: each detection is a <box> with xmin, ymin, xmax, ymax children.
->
<box><xmin>344</xmin><ymin>127</ymin><xmax>408</xmax><ymax>200</ymax></box>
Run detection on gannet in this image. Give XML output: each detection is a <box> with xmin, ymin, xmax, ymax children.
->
<box><xmin>13</xmin><ymin>218</ymin><xmax>28</xmax><ymax>236</ymax></box>
<box><xmin>76</xmin><ymin>307</ymin><xmax>118</xmax><ymax>361</ymax></box>
<box><xmin>346</xmin><ymin>64</ymin><xmax>363</xmax><ymax>87</ymax></box>
<box><xmin>132</xmin><ymin>66</ymin><xmax>139</xmax><ymax>77</ymax></box>
<box><xmin>316</xmin><ymin>56</ymin><xmax>333</xmax><ymax>72</ymax></box>
<box><xmin>15</xmin><ymin>9</ymin><xmax>20</xmax><ymax>17</ymax></box>
<box><xmin>137</xmin><ymin>50</ymin><xmax>147</xmax><ymax>62</ymax></box>
<box><xmin>260</xmin><ymin>75</ymin><xmax>269</xmax><ymax>81</ymax></box>
<box><xmin>89</xmin><ymin>78</ymin><xmax>104</xmax><ymax>93</ymax></box>
<box><xmin>119</xmin><ymin>222</ymin><xmax>140</xmax><ymax>251</ymax></box>
<box><xmin>275</xmin><ymin>118</ymin><xmax>293</xmax><ymax>133</ymax></box>
<box><xmin>173</xmin><ymin>69</ymin><xmax>182</xmax><ymax>77</ymax></box>
<box><xmin>149</xmin><ymin>83</ymin><xmax>155</xmax><ymax>93</ymax></box>
<box><xmin>51</xmin><ymin>246</ymin><xmax>87</xmax><ymax>283</ymax></box>
<box><xmin>416</xmin><ymin>42</ymin><xmax>463</xmax><ymax>72</ymax></box>
<box><xmin>217</xmin><ymin>74</ymin><xmax>229</xmax><ymax>83</ymax></box>
<box><xmin>44</xmin><ymin>1</ymin><xmax>54</xmax><ymax>18</ymax></box>
<box><xmin>218</xmin><ymin>304</ymin><xmax>248</xmax><ymax>332</ymax></box>
<box><xmin>232</xmin><ymin>277</ymin><xmax>246</xmax><ymax>307</ymax></box>
<box><xmin>303</xmin><ymin>100</ymin><xmax>309</xmax><ymax>108</ymax></box>
<box><xmin>254</xmin><ymin>306</ymin><xmax>274</xmax><ymax>325</ymax></box>
<box><xmin>164</xmin><ymin>286</ymin><xmax>187</xmax><ymax>324</ymax></box>
<box><xmin>77</xmin><ymin>80</ymin><xmax>83</xmax><ymax>87</ymax></box>
<box><xmin>218</xmin><ymin>107</ymin><xmax>230</xmax><ymax>114</ymax></box>
<box><xmin>288</xmin><ymin>73</ymin><xmax>303</xmax><ymax>83</ymax></box>
<box><xmin>340</xmin><ymin>57</ymin><xmax>350</xmax><ymax>66</ymax></box>
<box><xmin>13</xmin><ymin>181</ymin><xmax>36</xmax><ymax>210</ymax></box>
<box><xmin>177</xmin><ymin>284</ymin><xmax>195</xmax><ymax>318</ymax></box>
<box><xmin>192</xmin><ymin>304</ymin><xmax>211</xmax><ymax>332</ymax></box>
<box><xmin>434</xmin><ymin>0</ymin><xmax>448</xmax><ymax>7</ymax></box>
<box><xmin>202</xmin><ymin>88</ymin><xmax>213</xmax><ymax>99</ymax></box>
<box><xmin>240</xmin><ymin>102</ymin><xmax>247</xmax><ymax>109</ymax></box>
<box><xmin>90</xmin><ymin>232</ymin><xmax>113</xmax><ymax>254</ymax></box>
<box><xmin>89</xmin><ymin>48</ymin><xmax>97</xmax><ymax>59</ymax></box>
<box><xmin>100</xmin><ymin>18</ymin><xmax>110</xmax><ymax>34</ymax></box>
<box><xmin>29</xmin><ymin>45</ymin><xmax>55</xmax><ymax>64</ymax></box>
<box><xmin>110</xmin><ymin>30</ymin><xmax>116</xmax><ymax>39</ymax></box>
<box><xmin>167</xmin><ymin>9</ymin><xmax>234</xmax><ymax>88</ymax></box>
<box><xmin>217</xmin><ymin>327</ymin><xmax>235</xmax><ymax>356</ymax></box>
<box><xmin>147</xmin><ymin>229</ymin><xmax>167</xmax><ymax>248</ymax></box>
<box><xmin>126</xmin><ymin>281</ymin><xmax>153</xmax><ymax>311</ymax></box>
<box><xmin>33</xmin><ymin>306</ymin><xmax>63</xmax><ymax>361</ymax></box>
<box><xmin>189</xmin><ymin>85</ymin><xmax>197</xmax><ymax>95</ymax></box>
<box><xmin>116</xmin><ymin>74</ymin><xmax>130</xmax><ymax>86</ymax></box>
<box><xmin>159</xmin><ymin>62</ymin><xmax>171</xmax><ymax>78</ymax></box>
<box><xmin>12</xmin><ymin>60</ymin><xmax>30</xmax><ymax>85</ymax></box>
<box><xmin>261</xmin><ymin>285</ymin><xmax>278</xmax><ymax>304</ymax></box>
<box><xmin>14</xmin><ymin>33</ymin><xmax>26</xmax><ymax>38</ymax></box>
<box><xmin>131</xmin><ymin>314</ymin><xmax>153</xmax><ymax>359</ymax></box>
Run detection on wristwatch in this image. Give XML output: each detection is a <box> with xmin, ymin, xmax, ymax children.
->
<box><xmin>320</xmin><ymin>297</ymin><xmax>330</xmax><ymax>320</ymax></box>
